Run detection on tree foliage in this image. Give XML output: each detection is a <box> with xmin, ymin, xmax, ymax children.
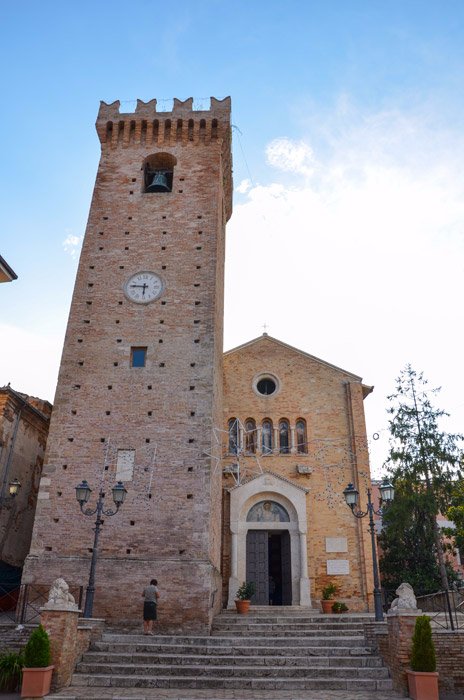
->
<box><xmin>444</xmin><ymin>479</ymin><xmax>464</xmax><ymax>554</ymax></box>
<box><xmin>379</xmin><ymin>481</ymin><xmax>455</xmax><ymax>593</ymax></box>
<box><xmin>380</xmin><ymin>365</ymin><xmax>463</xmax><ymax>593</ymax></box>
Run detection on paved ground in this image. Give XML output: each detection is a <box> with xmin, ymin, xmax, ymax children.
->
<box><xmin>4</xmin><ymin>687</ymin><xmax>461</xmax><ymax>699</ymax></box>
<box><xmin>46</xmin><ymin>691</ymin><xmax>406</xmax><ymax>700</ymax></box>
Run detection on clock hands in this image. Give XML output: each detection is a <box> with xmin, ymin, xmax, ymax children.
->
<box><xmin>130</xmin><ymin>283</ymin><xmax>148</xmax><ymax>296</ymax></box>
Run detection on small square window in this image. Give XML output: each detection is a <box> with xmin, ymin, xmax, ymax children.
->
<box><xmin>131</xmin><ymin>347</ymin><xmax>147</xmax><ymax>367</ymax></box>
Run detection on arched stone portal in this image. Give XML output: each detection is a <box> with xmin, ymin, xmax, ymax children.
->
<box><xmin>227</xmin><ymin>471</ymin><xmax>311</xmax><ymax>608</ymax></box>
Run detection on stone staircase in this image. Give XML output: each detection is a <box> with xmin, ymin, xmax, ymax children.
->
<box><xmin>0</xmin><ymin>621</ymin><xmax>36</xmax><ymax>653</ymax></box>
<box><xmin>63</xmin><ymin>607</ymin><xmax>392</xmax><ymax>693</ymax></box>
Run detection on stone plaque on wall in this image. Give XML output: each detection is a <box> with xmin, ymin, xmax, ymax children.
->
<box><xmin>116</xmin><ymin>449</ymin><xmax>135</xmax><ymax>481</ymax></box>
<box><xmin>326</xmin><ymin>559</ymin><xmax>350</xmax><ymax>575</ymax></box>
<box><xmin>325</xmin><ymin>537</ymin><xmax>348</xmax><ymax>553</ymax></box>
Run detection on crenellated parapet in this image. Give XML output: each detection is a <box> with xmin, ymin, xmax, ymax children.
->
<box><xmin>96</xmin><ymin>96</ymin><xmax>231</xmax><ymax>147</ymax></box>
<box><xmin>96</xmin><ymin>96</ymin><xmax>232</xmax><ymax>219</ymax></box>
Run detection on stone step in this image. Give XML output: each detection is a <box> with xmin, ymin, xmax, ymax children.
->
<box><xmin>92</xmin><ymin>641</ymin><xmax>375</xmax><ymax>656</ymax></box>
<box><xmin>76</xmin><ymin>661</ymin><xmax>391</xmax><ymax>680</ymax></box>
<box><xmin>97</xmin><ymin>633</ymin><xmax>369</xmax><ymax>648</ymax></box>
<box><xmin>210</xmin><ymin>628</ymin><xmax>366</xmax><ymax>638</ymax></box>
<box><xmin>219</xmin><ymin>610</ymin><xmax>373</xmax><ymax>620</ymax></box>
<box><xmin>212</xmin><ymin>619</ymin><xmax>366</xmax><ymax>629</ymax></box>
<box><xmin>82</xmin><ymin>651</ymin><xmax>385</xmax><ymax>668</ymax></box>
<box><xmin>211</xmin><ymin>624</ymin><xmax>365</xmax><ymax>635</ymax></box>
<box><xmin>213</xmin><ymin>613</ymin><xmax>367</xmax><ymax>622</ymax></box>
<box><xmin>71</xmin><ymin>673</ymin><xmax>393</xmax><ymax>691</ymax></box>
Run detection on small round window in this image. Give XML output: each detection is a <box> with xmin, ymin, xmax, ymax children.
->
<box><xmin>256</xmin><ymin>378</ymin><xmax>276</xmax><ymax>395</ymax></box>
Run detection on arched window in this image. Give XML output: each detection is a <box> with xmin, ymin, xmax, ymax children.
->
<box><xmin>244</xmin><ymin>419</ymin><xmax>256</xmax><ymax>454</ymax></box>
<box><xmin>143</xmin><ymin>152</ymin><xmax>177</xmax><ymax>193</ymax></box>
<box><xmin>279</xmin><ymin>419</ymin><xmax>290</xmax><ymax>454</ymax></box>
<box><xmin>228</xmin><ymin>418</ymin><xmax>239</xmax><ymax>455</ymax></box>
<box><xmin>262</xmin><ymin>419</ymin><xmax>273</xmax><ymax>455</ymax></box>
<box><xmin>296</xmin><ymin>419</ymin><xmax>307</xmax><ymax>454</ymax></box>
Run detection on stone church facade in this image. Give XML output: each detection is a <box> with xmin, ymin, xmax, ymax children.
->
<box><xmin>23</xmin><ymin>96</ymin><xmax>376</xmax><ymax>630</ymax></box>
<box><xmin>221</xmin><ymin>334</ymin><xmax>375</xmax><ymax>612</ymax></box>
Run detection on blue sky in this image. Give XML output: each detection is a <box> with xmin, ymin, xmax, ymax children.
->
<box><xmin>1</xmin><ymin>1</ymin><xmax>464</xmax><ymax>473</ymax></box>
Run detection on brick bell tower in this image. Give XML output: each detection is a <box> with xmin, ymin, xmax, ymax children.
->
<box><xmin>24</xmin><ymin>97</ymin><xmax>232</xmax><ymax>631</ymax></box>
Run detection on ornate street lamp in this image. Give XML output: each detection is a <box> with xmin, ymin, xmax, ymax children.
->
<box><xmin>8</xmin><ymin>478</ymin><xmax>21</xmax><ymax>498</ymax></box>
<box><xmin>343</xmin><ymin>481</ymin><xmax>395</xmax><ymax>622</ymax></box>
<box><xmin>0</xmin><ymin>477</ymin><xmax>21</xmax><ymax>504</ymax></box>
<box><xmin>75</xmin><ymin>480</ymin><xmax>127</xmax><ymax>618</ymax></box>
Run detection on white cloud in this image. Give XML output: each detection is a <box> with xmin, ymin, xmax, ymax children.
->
<box><xmin>63</xmin><ymin>232</ymin><xmax>83</xmax><ymax>258</ymax></box>
<box><xmin>236</xmin><ymin>179</ymin><xmax>252</xmax><ymax>194</ymax></box>
<box><xmin>266</xmin><ymin>137</ymin><xmax>316</xmax><ymax>176</ymax></box>
<box><xmin>225</xmin><ymin>103</ymin><xmax>464</xmax><ymax>475</ymax></box>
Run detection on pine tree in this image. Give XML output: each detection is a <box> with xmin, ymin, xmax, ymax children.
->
<box><xmin>381</xmin><ymin>365</ymin><xmax>463</xmax><ymax>593</ymax></box>
<box><xmin>379</xmin><ymin>481</ymin><xmax>450</xmax><ymax>593</ymax></box>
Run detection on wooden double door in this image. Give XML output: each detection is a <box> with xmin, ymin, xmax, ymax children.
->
<box><xmin>246</xmin><ymin>530</ymin><xmax>292</xmax><ymax>605</ymax></box>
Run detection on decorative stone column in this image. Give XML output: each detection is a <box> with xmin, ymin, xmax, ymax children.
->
<box><xmin>290</xmin><ymin>427</ymin><xmax>297</xmax><ymax>454</ymax></box>
<box><xmin>227</xmin><ymin>528</ymin><xmax>239</xmax><ymax>608</ymax></box>
<box><xmin>299</xmin><ymin>532</ymin><xmax>311</xmax><ymax>606</ymax></box>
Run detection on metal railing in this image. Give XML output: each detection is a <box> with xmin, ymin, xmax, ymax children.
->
<box><xmin>0</xmin><ymin>584</ymin><xmax>84</xmax><ymax>624</ymax></box>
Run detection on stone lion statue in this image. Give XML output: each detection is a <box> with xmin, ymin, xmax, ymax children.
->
<box><xmin>389</xmin><ymin>582</ymin><xmax>418</xmax><ymax>612</ymax></box>
<box><xmin>44</xmin><ymin>577</ymin><xmax>77</xmax><ymax>610</ymax></box>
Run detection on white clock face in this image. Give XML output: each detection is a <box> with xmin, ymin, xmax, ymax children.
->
<box><xmin>124</xmin><ymin>271</ymin><xmax>164</xmax><ymax>304</ymax></box>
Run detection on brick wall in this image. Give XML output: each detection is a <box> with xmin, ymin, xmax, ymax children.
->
<box><xmin>364</xmin><ymin>616</ymin><xmax>464</xmax><ymax>695</ymax></box>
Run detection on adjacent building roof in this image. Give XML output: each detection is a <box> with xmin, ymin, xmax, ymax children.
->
<box><xmin>0</xmin><ymin>255</ymin><xmax>18</xmax><ymax>283</ymax></box>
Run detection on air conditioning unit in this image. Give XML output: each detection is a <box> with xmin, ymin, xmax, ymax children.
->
<box><xmin>296</xmin><ymin>465</ymin><xmax>312</xmax><ymax>475</ymax></box>
<box><xmin>223</xmin><ymin>464</ymin><xmax>239</xmax><ymax>475</ymax></box>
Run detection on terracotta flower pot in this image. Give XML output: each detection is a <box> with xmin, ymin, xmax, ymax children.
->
<box><xmin>21</xmin><ymin>665</ymin><xmax>54</xmax><ymax>698</ymax></box>
<box><xmin>235</xmin><ymin>599</ymin><xmax>251</xmax><ymax>614</ymax></box>
<box><xmin>321</xmin><ymin>600</ymin><xmax>334</xmax><ymax>614</ymax></box>
<box><xmin>406</xmin><ymin>670</ymin><xmax>439</xmax><ymax>700</ymax></box>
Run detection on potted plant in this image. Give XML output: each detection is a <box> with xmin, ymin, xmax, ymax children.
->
<box><xmin>332</xmin><ymin>601</ymin><xmax>348</xmax><ymax>614</ymax></box>
<box><xmin>0</xmin><ymin>650</ymin><xmax>24</xmax><ymax>692</ymax></box>
<box><xmin>321</xmin><ymin>583</ymin><xmax>338</xmax><ymax>613</ymax></box>
<box><xmin>21</xmin><ymin>624</ymin><xmax>54</xmax><ymax>698</ymax></box>
<box><xmin>406</xmin><ymin>615</ymin><xmax>439</xmax><ymax>700</ymax></box>
<box><xmin>235</xmin><ymin>581</ymin><xmax>256</xmax><ymax>614</ymax></box>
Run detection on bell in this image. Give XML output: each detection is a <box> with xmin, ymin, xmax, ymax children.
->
<box><xmin>146</xmin><ymin>170</ymin><xmax>170</xmax><ymax>192</ymax></box>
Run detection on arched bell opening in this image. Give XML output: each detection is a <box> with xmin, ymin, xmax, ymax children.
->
<box><xmin>142</xmin><ymin>152</ymin><xmax>177</xmax><ymax>193</ymax></box>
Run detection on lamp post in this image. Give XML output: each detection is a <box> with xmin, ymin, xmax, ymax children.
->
<box><xmin>343</xmin><ymin>481</ymin><xmax>395</xmax><ymax>622</ymax></box>
<box><xmin>75</xmin><ymin>479</ymin><xmax>127</xmax><ymax>618</ymax></box>
<box><xmin>0</xmin><ymin>477</ymin><xmax>21</xmax><ymax>505</ymax></box>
